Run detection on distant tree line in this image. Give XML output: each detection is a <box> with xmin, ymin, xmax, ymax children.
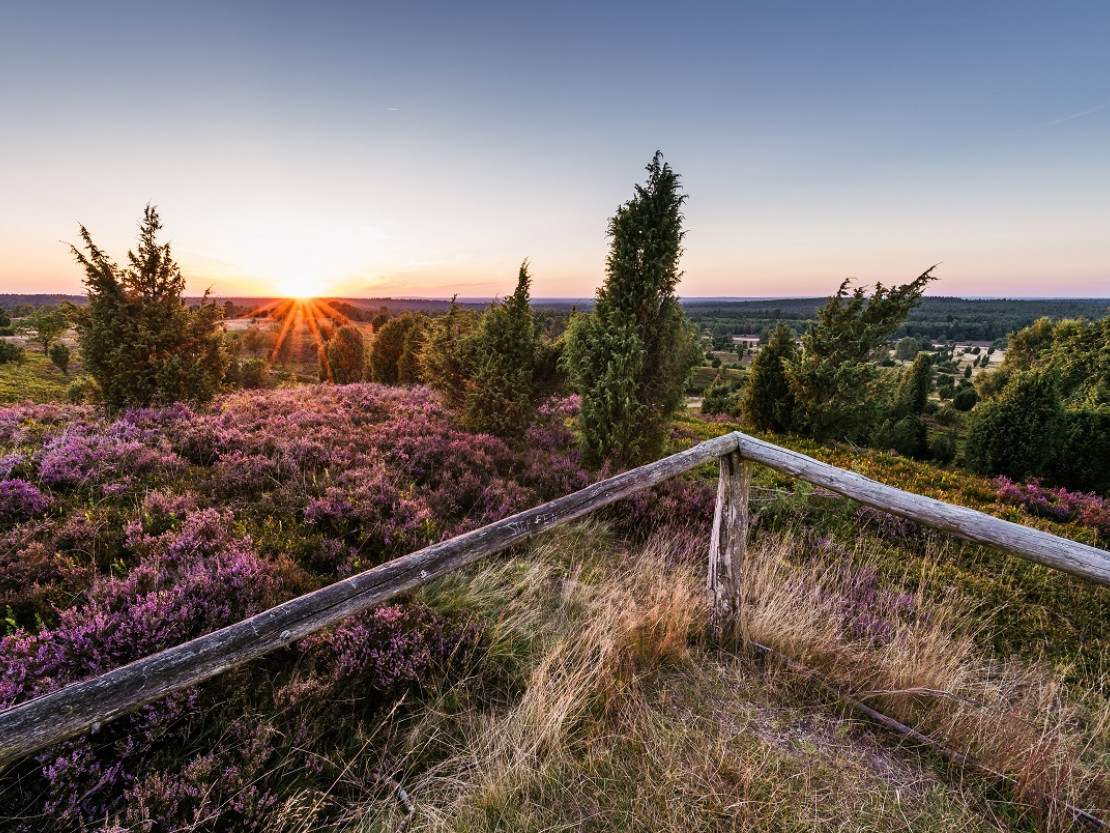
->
<box><xmin>685</xmin><ymin>296</ymin><xmax>1109</xmax><ymax>346</ymax></box>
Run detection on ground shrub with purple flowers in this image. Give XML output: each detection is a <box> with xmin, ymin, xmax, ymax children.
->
<box><xmin>0</xmin><ymin>384</ymin><xmax>718</xmax><ymax>829</ymax></box>
<box><xmin>996</xmin><ymin>476</ymin><xmax>1110</xmax><ymax>541</ymax></box>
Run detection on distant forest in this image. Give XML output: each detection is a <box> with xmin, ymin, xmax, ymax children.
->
<box><xmin>683</xmin><ymin>296</ymin><xmax>1110</xmax><ymax>344</ymax></box>
<box><xmin>3</xmin><ymin>293</ymin><xmax>1108</xmax><ymax>344</ymax></box>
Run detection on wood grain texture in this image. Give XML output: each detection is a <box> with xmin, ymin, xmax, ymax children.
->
<box><xmin>0</xmin><ymin>432</ymin><xmax>740</xmax><ymax>768</ymax></box>
<box><xmin>732</xmin><ymin>432</ymin><xmax>1110</xmax><ymax>586</ymax></box>
<box><xmin>708</xmin><ymin>450</ymin><xmax>750</xmax><ymax>631</ymax></box>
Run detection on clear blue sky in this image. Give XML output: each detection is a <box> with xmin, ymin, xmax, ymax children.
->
<box><xmin>2</xmin><ymin>1</ymin><xmax>1107</xmax><ymax>299</ymax></box>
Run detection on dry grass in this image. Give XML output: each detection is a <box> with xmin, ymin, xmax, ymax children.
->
<box><xmin>743</xmin><ymin>532</ymin><xmax>1110</xmax><ymax>827</ymax></box>
<box><xmin>263</xmin><ymin>520</ymin><xmax>1107</xmax><ymax>832</ymax></box>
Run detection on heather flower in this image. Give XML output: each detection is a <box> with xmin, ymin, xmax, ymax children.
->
<box><xmin>996</xmin><ymin>476</ymin><xmax>1110</xmax><ymax>539</ymax></box>
<box><xmin>0</xmin><ymin>452</ymin><xmax>27</xmax><ymax>479</ymax></box>
<box><xmin>855</xmin><ymin>505</ymin><xmax>923</xmax><ymax>542</ymax></box>
<box><xmin>822</xmin><ymin>565</ymin><xmax>919</xmax><ymax>645</ymax></box>
<box><xmin>0</xmin><ymin>478</ymin><xmax>53</xmax><ymax>521</ymax></box>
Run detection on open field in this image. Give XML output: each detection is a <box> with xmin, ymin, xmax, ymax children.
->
<box><xmin>0</xmin><ymin>341</ymin><xmax>80</xmax><ymax>404</ymax></box>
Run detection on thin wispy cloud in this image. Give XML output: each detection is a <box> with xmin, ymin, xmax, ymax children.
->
<box><xmin>1034</xmin><ymin>98</ymin><xmax>1110</xmax><ymax>129</ymax></box>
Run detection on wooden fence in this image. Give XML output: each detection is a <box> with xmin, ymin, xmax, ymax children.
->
<box><xmin>0</xmin><ymin>430</ymin><xmax>1107</xmax><ymax>769</ymax></box>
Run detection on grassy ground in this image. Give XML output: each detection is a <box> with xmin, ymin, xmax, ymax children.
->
<box><xmin>0</xmin><ymin>347</ymin><xmax>78</xmax><ymax>403</ymax></box>
<box><xmin>257</xmin><ymin>520</ymin><xmax>1106</xmax><ymax>831</ymax></box>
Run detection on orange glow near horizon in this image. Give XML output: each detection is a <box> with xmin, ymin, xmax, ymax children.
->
<box><xmin>272</xmin><ymin>275</ymin><xmax>336</xmax><ymax>300</ymax></box>
<box><xmin>239</xmin><ymin>296</ymin><xmax>353</xmax><ymax>384</ymax></box>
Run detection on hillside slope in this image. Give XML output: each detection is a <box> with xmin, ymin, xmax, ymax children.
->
<box><xmin>0</xmin><ymin>386</ymin><xmax>1106</xmax><ymax>829</ymax></box>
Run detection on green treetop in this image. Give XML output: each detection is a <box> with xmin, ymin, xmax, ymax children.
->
<box><xmin>785</xmin><ymin>268</ymin><xmax>936</xmax><ymax>442</ymax></box>
<box><xmin>563</xmin><ymin>152</ymin><xmax>700</xmax><ymax>468</ymax></box>
<box><xmin>464</xmin><ymin>261</ymin><xmax>541</xmax><ymax>436</ymax></box>
<box><xmin>70</xmin><ymin>205</ymin><xmax>229</xmax><ymax>411</ymax></box>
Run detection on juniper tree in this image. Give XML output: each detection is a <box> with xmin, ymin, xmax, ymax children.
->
<box><xmin>464</xmin><ymin>261</ymin><xmax>539</xmax><ymax>436</ymax></box>
<box><xmin>873</xmin><ymin>350</ymin><xmax>934</xmax><ymax>458</ymax></box>
<box><xmin>419</xmin><ymin>299</ymin><xmax>480</xmax><ymax>408</ymax></box>
<box><xmin>48</xmin><ymin>342</ymin><xmax>72</xmax><ymax>376</ymax></box>
<box><xmin>964</xmin><ymin>368</ymin><xmax>1064</xmax><ymax>481</ymax></box>
<box><xmin>369</xmin><ymin>313</ymin><xmax>427</xmax><ymax>385</ymax></box>
<box><xmin>894</xmin><ymin>352</ymin><xmax>932</xmax><ymax>417</ymax></box>
<box><xmin>70</xmin><ymin>205</ymin><xmax>229</xmax><ymax>411</ymax></box>
<box><xmin>562</xmin><ymin>152</ymin><xmax>700</xmax><ymax>467</ymax></box>
<box><xmin>700</xmin><ymin>370</ymin><xmax>740</xmax><ymax>417</ymax></box>
<box><xmin>323</xmin><ymin>324</ymin><xmax>367</xmax><ymax>385</ymax></box>
<box><xmin>740</xmin><ymin>322</ymin><xmax>799</xmax><ymax>433</ymax></box>
<box><xmin>785</xmin><ymin>268</ymin><xmax>935</xmax><ymax>442</ymax></box>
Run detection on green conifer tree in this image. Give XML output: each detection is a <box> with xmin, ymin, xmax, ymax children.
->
<box><xmin>562</xmin><ymin>153</ymin><xmax>700</xmax><ymax>467</ymax></box>
<box><xmin>419</xmin><ymin>299</ymin><xmax>481</xmax><ymax>407</ymax></box>
<box><xmin>964</xmin><ymin>368</ymin><xmax>1064</xmax><ymax>480</ymax></box>
<box><xmin>894</xmin><ymin>352</ymin><xmax>932</xmax><ymax>417</ymax></box>
<box><xmin>69</xmin><ymin>206</ymin><xmax>228</xmax><ymax>411</ymax></box>
<box><xmin>323</xmin><ymin>324</ymin><xmax>367</xmax><ymax>385</ymax></box>
<box><xmin>369</xmin><ymin>313</ymin><xmax>427</xmax><ymax>385</ymax></box>
<box><xmin>740</xmin><ymin>322</ymin><xmax>799</xmax><ymax>433</ymax></box>
<box><xmin>464</xmin><ymin>261</ymin><xmax>539</xmax><ymax>436</ymax></box>
<box><xmin>785</xmin><ymin>269</ymin><xmax>935</xmax><ymax>442</ymax></box>
<box><xmin>48</xmin><ymin>342</ymin><xmax>72</xmax><ymax>376</ymax></box>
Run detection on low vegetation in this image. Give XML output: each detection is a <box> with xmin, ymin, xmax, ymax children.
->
<box><xmin>0</xmin><ymin>385</ymin><xmax>1106</xmax><ymax>829</ymax></box>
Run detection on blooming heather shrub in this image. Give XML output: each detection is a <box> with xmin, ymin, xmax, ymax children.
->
<box><xmin>604</xmin><ymin>476</ymin><xmax>716</xmax><ymax>544</ymax></box>
<box><xmin>996</xmin><ymin>476</ymin><xmax>1110</xmax><ymax>539</ymax></box>
<box><xmin>824</xmin><ymin>565</ymin><xmax>919</xmax><ymax>644</ymax></box>
<box><xmin>36</xmin><ymin>425</ymin><xmax>185</xmax><ymax>491</ymax></box>
<box><xmin>0</xmin><ymin>384</ymin><xmax>742</xmax><ymax>828</ymax></box>
<box><xmin>0</xmin><ymin>514</ymin><xmax>287</xmax><ymax>826</ymax></box>
<box><xmin>0</xmin><ymin>513</ymin><xmax>281</xmax><ymax>709</ymax></box>
<box><xmin>0</xmin><ymin>540</ymin><xmax>95</xmax><ymax>632</ymax></box>
<box><xmin>854</xmin><ymin>505</ymin><xmax>924</xmax><ymax>543</ymax></box>
<box><xmin>304</xmin><ymin>471</ymin><xmax>434</xmax><ymax>554</ymax></box>
<box><xmin>298</xmin><ymin>603</ymin><xmax>483</xmax><ymax>703</ymax></box>
<box><xmin>0</xmin><ymin>478</ymin><xmax>52</xmax><ymax>521</ymax></box>
<box><xmin>121</xmin><ymin>719</ymin><xmax>280</xmax><ymax>832</ymax></box>
<box><xmin>0</xmin><ymin>452</ymin><xmax>28</xmax><ymax>478</ymax></box>
<box><xmin>211</xmin><ymin>450</ymin><xmax>285</xmax><ymax>498</ymax></box>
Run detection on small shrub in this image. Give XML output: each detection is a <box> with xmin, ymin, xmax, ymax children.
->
<box><xmin>933</xmin><ymin>405</ymin><xmax>959</xmax><ymax>426</ymax></box>
<box><xmin>929</xmin><ymin>432</ymin><xmax>957</xmax><ymax>464</ymax></box>
<box><xmin>0</xmin><ymin>340</ymin><xmax>26</xmax><ymax>365</ymax></box>
<box><xmin>48</xmin><ymin>342</ymin><xmax>71</xmax><ymax>375</ymax></box>
<box><xmin>239</xmin><ymin>357</ymin><xmax>271</xmax><ymax>389</ymax></box>
<box><xmin>65</xmin><ymin>375</ymin><xmax>97</xmax><ymax>404</ymax></box>
<box><xmin>871</xmin><ymin>415</ymin><xmax>927</xmax><ymax>460</ymax></box>
<box><xmin>700</xmin><ymin>371</ymin><xmax>740</xmax><ymax>416</ymax></box>
<box><xmin>996</xmin><ymin>476</ymin><xmax>1110</xmax><ymax>539</ymax></box>
<box><xmin>0</xmin><ymin>478</ymin><xmax>53</xmax><ymax>521</ymax></box>
<box><xmin>951</xmin><ymin>385</ymin><xmax>978</xmax><ymax>411</ymax></box>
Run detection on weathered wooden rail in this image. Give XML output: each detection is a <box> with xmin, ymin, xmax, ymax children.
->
<box><xmin>0</xmin><ymin>430</ymin><xmax>1107</xmax><ymax>768</ymax></box>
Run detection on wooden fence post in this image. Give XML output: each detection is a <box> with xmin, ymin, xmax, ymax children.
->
<box><xmin>708</xmin><ymin>450</ymin><xmax>750</xmax><ymax>636</ymax></box>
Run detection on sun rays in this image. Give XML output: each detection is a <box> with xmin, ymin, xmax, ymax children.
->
<box><xmin>234</xmin><ymin>296</ymin><xmax>355</xmax><ymax>383</ymax></box>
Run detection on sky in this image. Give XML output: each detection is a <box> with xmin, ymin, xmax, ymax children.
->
<box><xmin>1</xmin><ymin>1</ymin><xmax>1107</xmax><ymax>300</ymax></box>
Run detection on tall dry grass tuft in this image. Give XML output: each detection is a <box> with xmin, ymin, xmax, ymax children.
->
<box><xmin>741</xmin><ymin>531</ymin><xmax>1107</xmax><ymax>825</ymax></box>
<box><xmin>345</xmin><ymin>525</ymin><xmax>709</xmax><ymax>831</ymax></box>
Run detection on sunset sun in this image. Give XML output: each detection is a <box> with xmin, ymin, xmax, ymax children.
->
<box><xmin>274</xmin><ymin>274</ymin><xmax>330</xmax><ymax>299</ymax></box>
